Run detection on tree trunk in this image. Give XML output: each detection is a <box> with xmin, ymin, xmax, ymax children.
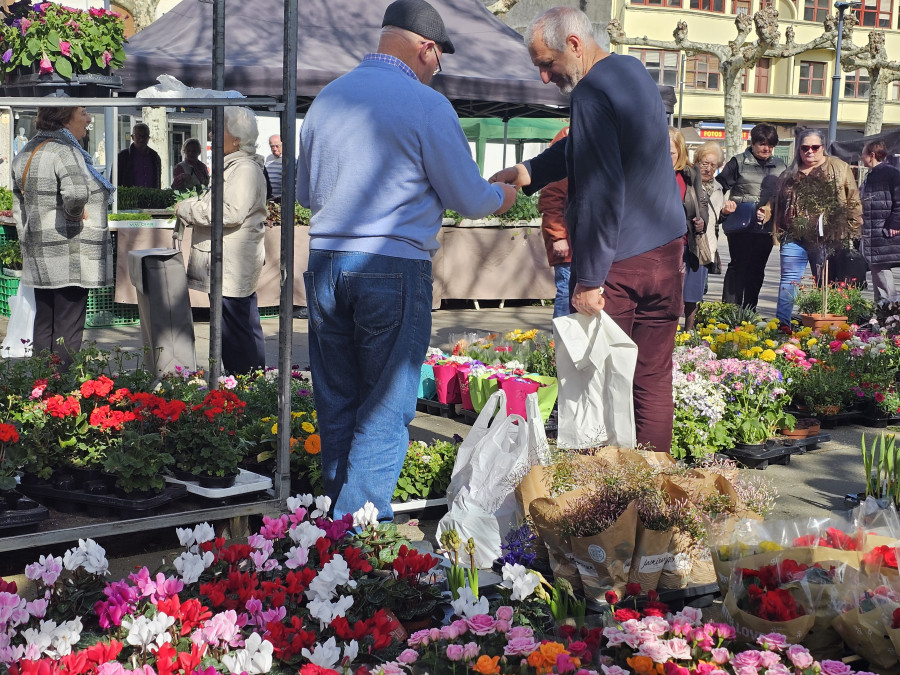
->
<box><xmin>486</xmin><ymin>0</ymin><xmax>521</xmax><ymax>15</ymax></box>
<box><xmin>131</xmin><ymin>0</ymin><xmax>160</xmax><ymax>33</ymax></box>
<box><xmin>142</xmin><ymin>106</ymin><xmax>169</xmax><ymax>188</ymax></box>
<box><xmin>722</xmin><ymin>66</ymin><xmax>745</xmax><ymax>160</ymax></box>
<box><xmin>864</xmin><ymin>68</ymin><xmax>888</xmax><ymax>136</ymax></box>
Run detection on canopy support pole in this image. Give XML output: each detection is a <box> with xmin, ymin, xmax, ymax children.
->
<box><xmin>501</xmin><ymin>116</ymin><xmax>509</xmax><ymax>168</ymax></box>
<box><xmin>209</xmin><ymin>0</ymin><xmax>226</xmax><ymax>383</ymax></box>
<box><xmin>276</xmin><ymin>0</ymin><xmax>300</xmax><ymax>502</ymax></box>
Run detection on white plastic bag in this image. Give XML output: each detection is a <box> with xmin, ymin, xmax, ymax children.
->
<box><xmin>438</xmin><ymin>390</ymin><xmax>549</xmax><ymax>568</ymax></box>
<box><xmin>553</xmin><ymin>311</ymin><xmax>638</xmax><ymax>449</ymax></box>
<box><xmin>1</xmin><ymin>282</ymin><xmax>34</xmax><ymax>358</ymax></box>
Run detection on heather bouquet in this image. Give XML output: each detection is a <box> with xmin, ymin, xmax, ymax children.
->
<box><xmin>0</xmin><ymin>1</ymin><xmax>127</xmax><ymax>79</ymax></box>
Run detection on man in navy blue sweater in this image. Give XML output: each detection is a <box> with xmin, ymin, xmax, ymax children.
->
<box><xmin>492</xmin><ymin>7</ymin><xmax>685</xmax><ymax>453</ymax></box>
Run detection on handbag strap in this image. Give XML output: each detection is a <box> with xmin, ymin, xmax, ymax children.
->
<box><xmin>17</xmin><ymin>140</ymin><xmax>51</xmax><ymax>193</ymax></box>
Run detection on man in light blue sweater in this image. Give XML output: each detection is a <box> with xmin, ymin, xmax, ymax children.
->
<box><xmin>296</xmin><ymin>0</ymin><xmax>517</xmax><ymax>521</ymax></box>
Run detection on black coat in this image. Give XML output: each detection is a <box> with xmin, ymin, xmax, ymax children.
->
<box><xmin>861</xmin><ymin>162</ymin><xmax>900</xmax><ymax>266</ymax></box>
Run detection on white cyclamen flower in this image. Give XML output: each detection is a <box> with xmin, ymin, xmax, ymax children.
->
<box><xmin>24</xmin><ymin>555</ymin><xmax>63</xmax><ymax>586</ymax></box>
<box><xmin>450</xmin><ymin>585</ymin><xmax>489</xmax><ymax>618</ymax></box>
<box><xmin>306</xmin><ymin>555</ymin><xmax>353</xmax><ymax>602</ymax></box>
<box><xmin>289</xmin><ymin>521</ymin><xmax>327</xmax><ymax>549</ymax></box>
<box><xmin>343</xmin><ymin>639</ymin><xmax>360</xmax><ymax>667</ymax></box>
<box><xmin>78</xmin><ymin>539</ymin><xmax>109</xmax><ymax>575</ymax></box>
<box><xmin>123</xmin><ymin>613</ymin><xmax>174</xmax><ymax>651</ymax></box>
<box><xmin>175</xmin><ymin>527</ymin><xmax>197</xmax><ymax>551</ymax></box>
<box><xmin>311</xmin><ymin>495</ymin><xmax>332</xmax><ymax>519</ymax></box>
<box><xmin>284</xmin><ymin>545</ymin><xmax>310</xmax><ymax>570</ymax></box>
<box><xmin>49</xmin><ymin>617</ymin><xmax>83</xmax><ymax>657</ymax></box>
<box><xmin>301</xmin><ymin>637</ymin><xmax>341</xmax><ymax>668</ymax></box>
<box><xmin>193</xmin><ymin>522</ymin><xmax>216</xmax><ymax>545</ymax></box>
<box><xmin>352</xmin><ymin>502</ymin><xmax>379</xmax><ymax>530</ymax></box>
<box><xmin>287</xmin><ymin>494</ymin><xmax>314</xmax><ymax>511</ymax></box>
<box><xmin>221</xmin><ymin>632</ymin><xmax>274</xmax><ymax>675</ymax></box>
<box><xmin>174</xmin><ymin>551</ymin><xmax>214</xmax><ymax>584</ymax></box>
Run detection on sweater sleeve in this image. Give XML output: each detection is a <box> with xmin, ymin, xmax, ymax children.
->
<box><xmin>420</xmin><ymin>102</ymin><xmax>504</xmax><ymax>218</ymax></box>
<box><xmin>57</xmin><ymin>147</ymin><xmax>91</xmax><ymax>222</ymax></box>
<box><xmin>176</xmin><ymin>161</ymin><xmax>263</xmax><ymax>230</ymax></box>
<box><xmin>572</xmin><ymin>95</ymin><xmax>624</xmax><ymax>287</ymax></box>
<box><xmin>523</xmin><ymin>138</ymin><xmax>568</xmax><ymax>195</ymax></box>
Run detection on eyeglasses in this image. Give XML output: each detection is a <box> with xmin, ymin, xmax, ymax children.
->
<box><xmin>697</xmin><ymin>161</ymin><xmax>718</xmax><ymax>169</ymax></box>
<box><xmin>801</xmin><ymin>144</ymin><xmax>822</xmax><ymax>153</ymax></box>
<box><xmin>421</xmin><ymin>41</ymin><xmax>442</xmax><ymax>75</ymax></box>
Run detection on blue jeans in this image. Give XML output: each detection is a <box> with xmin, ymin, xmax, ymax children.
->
<box><xmin>776</xmin><ymin>240</ymin><xmax>826</xmax><ymax>324</ymax></box>
<box><xmin>304</xmin><ymin>250</ymin><xmax>433</xmax><ymax>521</ymax></box>
<box><xmin>553</xmin><ymin>263</ymin><xmax>571</xmax><ymax>318</ymax></box>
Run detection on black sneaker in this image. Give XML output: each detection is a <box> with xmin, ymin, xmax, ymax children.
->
<box><xmin>294</xmin><ymin>307</ymin><xmax>308</xmax><ymax>319</ymax></box>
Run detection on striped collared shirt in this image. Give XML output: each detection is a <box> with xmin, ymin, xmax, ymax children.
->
<box><xmin>362</xmin><ymin>53</ymin><xmax>417</xmax><ymax>81</ymax></box>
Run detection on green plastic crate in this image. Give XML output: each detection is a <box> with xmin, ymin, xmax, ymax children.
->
<box><xmin>259</xmin><ymin>305</ymin><xmax>280</xmax><ymax>318</ymax></box>
<box><xmin>0</xmin><ymin>225</ymin><xmax>17</xmax><ymax>246</ymax></box>
<box><xmin>0</xmin><ymin>273</ymin><xmax>20</xmax><ymax>317</ymax></box>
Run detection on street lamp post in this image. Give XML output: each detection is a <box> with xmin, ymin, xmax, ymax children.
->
<box><xmin>828</xmin><ymin>0</ymin><xmax>861</xmax><ymax>146</ymax></box>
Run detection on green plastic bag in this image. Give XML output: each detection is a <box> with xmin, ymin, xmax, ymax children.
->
<box><xmin>527</xmin><ymin>375</ymin><xmax>558</xmax><ymax>423</ymax></box>
<box><xmin>468</xmin><ymin>375</ymin><xmax>499</xmax><ymax>413</ymax></box>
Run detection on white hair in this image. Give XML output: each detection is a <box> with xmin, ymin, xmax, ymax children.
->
<box><xmin>525</xmin><ymin>7</ymin><xmax>596</xmax><ymax>52</ymax></box>
<box><xmin>224</xmin><ymin>106</ymin><xmax>259</xmax><ymax>154</ymax></box>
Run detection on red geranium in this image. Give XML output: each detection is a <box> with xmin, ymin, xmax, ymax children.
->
<box><xmin>80</xmin><ymin>375</ymin><xmax>114</xmax><ymax>399</ymax></box>
<box><xmin>0</xmin><ymin>423</ymin><xmax>19</xmax><ymax>444</ymax></box>
<box><xmin>44</xmin><ymin>394</ymin><xmax>80</xmax><ymax>418</ymax></box>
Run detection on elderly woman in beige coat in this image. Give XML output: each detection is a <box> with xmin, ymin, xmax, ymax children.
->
<box><xmin>175</xmin><ymin>106</ymin><xmax>268</xmax><ymax>374</ymax></box>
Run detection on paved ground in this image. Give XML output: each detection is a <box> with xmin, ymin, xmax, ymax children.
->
<box><xmin>0</xmin><ymin>238</ymin><xmax>885</xmax><ymax>575</ymax></box>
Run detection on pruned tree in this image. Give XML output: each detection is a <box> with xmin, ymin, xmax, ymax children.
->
<box><xmin>487</xmin><ymin>0</ymin><xmax>521</xmax><ymax>16</ymax></box>
<box><xmin>838</xmin><ymin>23</ymin><xmax>900</xmax><ymax>135</ymax></box>
<box><xmin>608</xmin><ymin>8</ymin><xmax>838</xmax><ymax>159</ymax></box>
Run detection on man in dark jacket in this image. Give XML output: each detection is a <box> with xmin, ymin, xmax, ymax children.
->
<box><xmin>117</xmin><ymin>123</ymin><xmax>161</xmax><ymax>188</ymax></box>
<box><xmin>861</xmin><ymin>140</ymin><xmax>900</xmax><ymax>303</ymax></box>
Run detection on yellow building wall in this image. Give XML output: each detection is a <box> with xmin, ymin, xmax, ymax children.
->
<box><xmin>613</xmin><ymin>0</ymin><xmax>900</xmax><ymax>131</ymax></box>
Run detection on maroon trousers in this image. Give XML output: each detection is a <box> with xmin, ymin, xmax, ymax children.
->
<box><xmin>602</xmin><ymin>237</ymin><xmax>684</xmax><ymax>454</ymax></box>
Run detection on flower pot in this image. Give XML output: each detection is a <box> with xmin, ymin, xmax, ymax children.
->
<box><xmin>800</xmin><ymin>313</ymin><xmax>847</xmax><ymax>332</ymax></box>
<box><xmin>455</xmin><ymin>364</ymin><xmax>474</xmax><ymax>411</ymax></box>
<box><xmin>171</xmin><ymin>467</ymin><xmax>196</xmax><ymax>482</ymax></box>
<box><xmin>417</xmin><ymin>364</ymin><xmax>436</xmax><ymax>400</ymax></box>
<box><xmin>780</xmin><ymin>427</ymin><xmax>809</xmax><ymax>439</ymax></box>
<box><xmin>432</xmin><ymin>364</ymin><xmax>462</xmax><ymax>404</ymax></box>
<box><xmin>197</xmin><ymin>472</ymin><xmax>238</xmax><ymax>489</ymax></box>
<box><xmin>2</xmin><ymin>68</ymin><xmax>121</xmax><ymax>97</ymax></box>
<box><xmin>812</xmin><ymin>404</ymin><xmax>841</xmax><ymax>417</ymax></box>
<box><xmin>734</xmin><ymin>441</ymin><xmax>766</xmax><ymax>452</ymax></box>
<box><xmin>498</xmin><ymin>377</ymin><xmax>541</xmax><ymax>418</ymax></box>
<box><xmin>468</xmin><ymin>376</ymin><xmax>499</xmax><ymax>413</ymax></box>
<box><xmin>2</xmin><ymin>489</ymin><xmax>21</xmax><ymax>510</ymax></box>
<box><xmin>1</xmin><ymin>268</ymin><xmax>21</xmax><ymax>278</ymax></box>
<box><xmin>528</xmin><ymin>375</ymin><xmax>558</xmax><ymax>423</ymax></box>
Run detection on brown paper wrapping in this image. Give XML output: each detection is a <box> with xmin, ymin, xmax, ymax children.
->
<box><xmin>832</xmin><ymin>607</ymin><xmax>900</xmax><ymax>671</ymax></box>
<box><xmin>722</xmin><ymin>591</ymin><xmax>816</xmax><ymax>645</ymax></box>
<box><xmin>689</xmin><ymin>546</ymin><xmax>718</xmax><ymax>585</ymax></box>
<box><xmin>659</xmin><ymin>530</ymin><xmax>694</xmax><ymax>590</ymax></box>
<box><xmin>529</xmin><ymin>490</ymin><xmax>587</xmax><ymax>594</ymax></box>
<box><xmin>514</xmin><ymin>465</ymin><xmax>553</xmax><ymax>568</ymax></box>
<box><xmin>629</xmin><ymin>524</ymin><xmax>673</xmax><ymax>591</ymax></box>
<box><xmin>569</xmin><ymin>501</ymin><xmax>639</xmax><ymax>600</ymax></box>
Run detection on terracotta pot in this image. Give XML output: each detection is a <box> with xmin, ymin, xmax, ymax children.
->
<box><xmin>813</xmin><ymin>404</ymin><xmax>840</xmax><ymax>417</ymax></box>
<box><xmin>800</xmin><ymin>314</ymin><xmax>848</xmax><ymax>332</ymax></box>
<box><xmin>780</xmin><ymin>427</ymin><xmax>808</xmax><ymax>438</ymax></box>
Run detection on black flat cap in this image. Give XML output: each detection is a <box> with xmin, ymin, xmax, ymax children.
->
<box><xmin>382</xmin><ymin>0</ymin><xmax>455</xmax><ymax>54</ymax></box>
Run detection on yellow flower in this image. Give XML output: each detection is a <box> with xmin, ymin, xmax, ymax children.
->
<box><xmin>807</xmin><ymin>338</ymin><xmax>818</xmax><ymax>346</ymax></box>
<box><xmin>716</xmin><ymin>334</ymin><xmax>726</xmax><ymax>343</ymax></box>
<box><xmin>760</xmin><ymin>540</ymin><xmax>783</xmax><ymax>552</ymax></box>
<box><xmin>291</xmin><ymin>411</ymin><xmax>302</xmax><ymax>418</ymax></box>
<box><xmin>765</xmin><ymin>339</ymin><xmax>777</xmax><ymax>348</ymax></box>
<box><xmin>301</xmin><ymin>421</ymin><xmax>315</xmax><ymax>433</ymax></box>
<box><xmin>750</xmin><ymin>346</ymin><xmax>763</xmax><ymax>354</ymax></box>
<box><xmin>270</xmin><ymin>422</ymin><xmax>278</xmax><ymax>434</ymax></box>
<box><xmin>261</xmin><ymin>416</ymin><xmax>271</xmax><ymax>423</ymax></box>
<box><xmin>760</xmin><ymin>349</ymin><xmax>777</xmax><ymax>362</ymax></box>
<box><xmin>702</xmin><ymin>335</ymin><xmax>714</xmax><ymax>344</ymax></box>
<box><xmin>716</xmin><ymin>323</ymin><xmax>728</xmax><ymax>330</ymax></box>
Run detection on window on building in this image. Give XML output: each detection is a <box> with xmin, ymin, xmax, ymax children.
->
<box><xmin>685</xmin><ymin>54</ymin><xmax>720</xmax><ymax>89</ymax></box>
<box><xmin>799</xmin><ymin>61</ymin><xmax>827</xmax><ymax>96</ymax></box>
<box><xmin>804</xmin><ymin>0</ymin><xmax>830</xmax><ymax>22</ymax></box>
<box><xmin>632</xmin><ymin>0</ymin><xmax>684</xmax><ymax>6</ymax></box>
<box><xmin>754</xmin><ymin>58</ymin><xmax>770</xmax><ymax>93</ymax></box>
<box><xmin>894</xmin><ymin>81</ymin><xmax>900</xmax><ymax>100</ymax></box>
<box><xmin>733</xmin><ymin>0</ymin><xmax>752</xmax><ymax>12</ymax></box>
<box><xmin>844</xmin><ymin>70</ymin><xmax>871</xmax><ymax>98</ymax></box>
<box><xmin>690</xmin><ymin>0</ymin><xmax>726</xmax><ymax>10</ymax></box>
<box><xmin>629</xmin><ymin>49</ymin><xmax>680</xmax><ymax>87</ymax></box>
<box><xmin>855</xmin><ymin>0</ymin><xmax>891</xmax><ymax>27</ymax></box>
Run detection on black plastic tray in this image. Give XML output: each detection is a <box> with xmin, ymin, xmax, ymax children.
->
<box><xmin>720</xmin><ymin>443</ymin><xmax>793</xmax><ymax>470</ymax></box>
<box><xmin>0</xmin><ymin>493</ymin><xmax>49</xmax><ymax>533</ymax></box>
<box><xmin>777</xmin><ymin>432</ymin><xmax>831</xmax><ymax>454</ymax></box>
<box><xmin>854</xmin><ymin>413</ymin><xmax>900</xmax><ymax>429</ymax></box>
<box><xmin>21</xmin><ymin>482</ymin><xmax>188</xmax><ymax>518</ymax></box>
<box><xmin>416</xmin><ymin>398</ymin><xmax>461</xmax><ymax>418</ymax></box>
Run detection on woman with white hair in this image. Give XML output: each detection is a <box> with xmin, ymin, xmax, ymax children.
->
<box><xmin>175</xmin><ymin>106</ymin><xmax>268</xmax><ymax>374</ymax></box>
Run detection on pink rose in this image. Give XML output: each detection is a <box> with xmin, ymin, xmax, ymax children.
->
<box><xmin>440</xmin><ymin>624</ymin><xmax>459</xmax><ymax>641</ymax></box>
<box><xmin>495</xmin><ymin>605</ymin><xmax>514</xmax><ymax>622</ymax></box>
<box><xmin>429</xmin><ymin>628</ymin><xmax>441</xmax><ymax>642</ymax></box>
<box><xmin>712</xmin><ymin>624</ymin><xmax>736</xmax><ymax>641</ymax></box>
<box><xmin>765</xmin><ymin>665</ymin><xmax>792</xmax><ymax>675</ymax></box>
<box><xmin>446</xmin><ymin>644</ymin><xmax>464</xmax><ymax>661</ymax></box>
<box><xmin>462</xmin><ymin>641</ymin><xmax>479</xmax><ymax>661</ymax></box>
<box><xmin>39</xmin><ymin>57</ymin><xmax>53</xmax><ymax>74</ymax></box>
<box><xmin>407</xmin><ymin>629</ymin><xmax>431</xmax><ymax>647</ymax></box>
<box><xmin>507</xmin><ymin>626</ymin><xmax>534</xmax><ymax>639</ymax></box>
<box><xmin>495</xmin><ymin>619</ymin><xmax>511</xmax><ymax>633</ymax></box>
<box><xmin>786</xmin><ymin>645</ymin><xmax>814</xmax><ymax>670</ymax></box>
<box><xmin>820</xmin><ymin>660</ymin><xmax>853</xmax><ymax>675</ymax></box>
<box><xmin>466</xmin><ymin>614</ymin><xmax>496</xmax><ymax>636</ymax></box>
<box><xmin>102</xmin><ymin>50</ymin><xmax>112</xmax><ymax>66</ymax></box>
<box><xmin>758</xmin><ymin>633</ymin><xmax>789</xmax><ymax>652</ymax></box>
<box><xmin>734</xmin><ymin>667</ymin><xmax>759</xmax><ymax>675</ymax></box>
<box><xmin>732</xmin><ymin>650</ymin><xmax>763</xmax><ymax>669</ymax></box>
<box><xmin>758</xmin><ymin>652</ymin><xmax>781</xmax><ymax>669</ymax></box>
<box><xmin>556</xmin><ymin>653</ymin><xmax>579</xmax><ymax>674</ymax></box>
<box><xmin>504</xmin><ymin>636</ymin><xmax>540</xmax><ymax>656</ymax></box>
<box><xmin>451</xmin><ymin>619</ymin><xmax>469</xmax><ymax>637</ymax></box>
<box><xmin>641</xmin><ymin>616</ymin><xmax>670</xmax><ymax>635</ymax></box>
<box><xmin>710</xmin><ymin>648</ymin><xmax>730</xmax><ymax>665</ymax></box>
<box><xmin>666</xmin><ymin>638</ymin><xmax>692</xmax><ymax>660</ymax></box>
<box><xmin>396</xmin><ymin>649</ymin><xmax>418</xmax><ymax>665</ymax></box>
<box><xmin>638</xmin><ymin>639</ymin><xmax>671</xmax><ymax>663</ymax></box>
<box><xmin>59</xmin><ymin>41</ymin><xmax>71</xmax><ymax>57</ymax></box>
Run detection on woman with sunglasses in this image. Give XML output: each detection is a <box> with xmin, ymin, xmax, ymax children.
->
<box><xmin>771</xmin><ymin>128</ymin><xmax>862</xmax><ymax>326</ymax></box>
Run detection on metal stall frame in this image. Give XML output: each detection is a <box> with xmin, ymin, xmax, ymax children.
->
<box><xmin>0</xmin><ymin>0</ymin><xmax>301</xmax><ymax>554</ymax></box>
